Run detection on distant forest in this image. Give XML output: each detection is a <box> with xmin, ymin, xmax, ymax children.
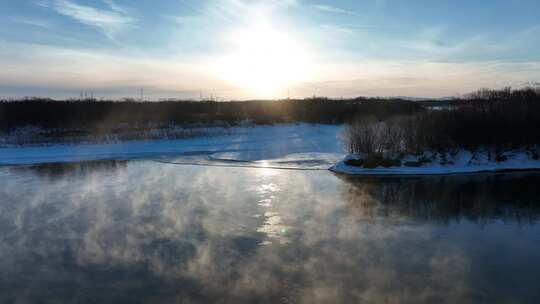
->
<box><xmin>0</xmin><ymin>97</ymin><xmax>424</xmax><ymax>131</ymax></box>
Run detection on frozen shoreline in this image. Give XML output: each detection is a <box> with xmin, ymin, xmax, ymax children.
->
<box><xmin>330</xmin><ymin>151</ymin><xmax>540</xmax><ymax>175</ymax></box>
<box><xmin>4</xmin><ymin>123</ymin><xmax>540</xmax><ymax>176</ymax></box>
<box><xmin>0</xmin><ymin>124</ymin><xmax>345</xmax><ymax>166</ymax></box>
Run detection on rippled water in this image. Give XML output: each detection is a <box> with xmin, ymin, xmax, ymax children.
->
<box><xmin>1</xmin><ymin>160</ymin><xmax>540</xmax><ymax>303</ymax></box>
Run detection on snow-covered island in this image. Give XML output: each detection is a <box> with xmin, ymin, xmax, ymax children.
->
<box><xmin>330</xmin><ymin>150</ymin><xmax>540</xmax><ymax>175</ymax></box>
<box><xmin>332</xmin><ymin>89</ymin><xmax>540</xmax><ymax>176</ymax></box>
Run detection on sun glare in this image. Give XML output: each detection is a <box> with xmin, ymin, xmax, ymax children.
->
<box><xmin>217</xmin><ymin>20</ymin><xmax>311</xmax><ymax>98</ymax></box>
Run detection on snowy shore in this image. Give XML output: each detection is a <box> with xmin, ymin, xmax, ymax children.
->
<box><xmin>4</xmin><ymin>123</ymin><xmax>540</xmax><ymax>175</ymax></box>
<box><xmin>0</xmin><ymin>124</ymin><xmax>344</xmax><ymax>166</ymax></box>
<box><xmin>330</xmin><ymin>150</ymin><xmax>540</xmax><ymax>175</ymax></box>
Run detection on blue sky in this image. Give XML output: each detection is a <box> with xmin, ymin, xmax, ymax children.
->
<box><xmin>1</xmin><ymin>0</ymin><xmax>539</xmax><ymax>99</ymax></box>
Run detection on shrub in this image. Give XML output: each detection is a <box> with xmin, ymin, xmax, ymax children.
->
<box><xmin>343</xmin><ymin>88</ymin><xmax>540</xmax><ymax>157</ymax></box>
<box><xmin>342</xmin><ymin>116</ymin><xmax>406</xmax><ymax>159</ymax></box>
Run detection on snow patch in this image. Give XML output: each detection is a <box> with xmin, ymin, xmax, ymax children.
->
<box><xmin>330</xmin><ymin>150</ymin><xmax>540</xmax><ymax>175</ymax></box>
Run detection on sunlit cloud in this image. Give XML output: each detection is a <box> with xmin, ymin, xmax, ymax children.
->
<box><xmin>2</xmin><ymin>39</ymin><xmax>538</xmax><ymax>99</ymax></box>
<box><xmin>0</xmin><ymin>42</ymin><xmax>230</xmax><ymax>99</ymax></box>
<box><xmin>1</xmin><ymin>0</ymin><xmax>539</xmax><ymax>98</ymax></box>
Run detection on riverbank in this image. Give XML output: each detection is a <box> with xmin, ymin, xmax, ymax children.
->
<box><xmin>0</xmin><ymin>124</ymin><xmax>344</xmax><ymax>166</ymax></box>
<box><xmin>330</xmin><ymin>150</ymin><xmax>540</xmax><ymax>175</ymax></box>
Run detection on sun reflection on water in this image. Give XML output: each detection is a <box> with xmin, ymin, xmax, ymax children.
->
<box><xmin>254</xmin><ymin>178</ymin><xmax>290</xmax><ymax>245</ymax></box>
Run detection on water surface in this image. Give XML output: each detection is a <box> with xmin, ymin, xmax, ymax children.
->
<box><xmin>1</xmin><ymin>160</ymin><xmax>540</xmax><ymax>303</ymax></box>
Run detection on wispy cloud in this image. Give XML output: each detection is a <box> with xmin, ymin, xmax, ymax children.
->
<box><xmin>272</xmin><ymin>0</ymin><xmax>301</xmax><ymax>8</ymax></box>
<box><xmin>0</xmin><ymin>42</ymin><xmax>230</xmax><ymax>99</ymax></box>
<box><xmin>313</xmin><ymin>4</ymin><xmax>357</xmax><ymax>16</ymax></box>
<box><xmin>12</xmin><ymin>16</ymin><xmax>52</xmax><ymax>28</ymax></box>
<box><xmin>36</xmin><ymin>0</ymin><xmax>134</xmax><ymax>39</ymax></box>
<box><xmin>102</xmin><ymin>0</ymin><xmax>126</xmax><ymax>13</ymax></box>
<box><xmin>228</xmin><ymin>0</ymin><xmax>300</xmax><ymax>9</ymax></box>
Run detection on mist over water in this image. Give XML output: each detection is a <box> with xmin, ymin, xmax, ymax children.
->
<box><xmin>1</xmin><ymin>160</ymin><xmax>540</xmax><ymax>303</ymax></box>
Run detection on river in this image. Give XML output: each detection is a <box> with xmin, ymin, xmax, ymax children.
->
<box><xmin>1</xmin><ymin>160</ymin><xmax>539</xmax><ymax>303</ymax></box>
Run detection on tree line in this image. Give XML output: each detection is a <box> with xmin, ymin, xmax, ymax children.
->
<box><xmin>0</xmin><ymin>97</ymin><xmax>422</xmax><ymax>131</ymax></box>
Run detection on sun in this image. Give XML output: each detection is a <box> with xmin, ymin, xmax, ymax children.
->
<box><xmin>216</xmin><ymin>20</ymin><xmax>311</xmax><ymax>98</ymax></box>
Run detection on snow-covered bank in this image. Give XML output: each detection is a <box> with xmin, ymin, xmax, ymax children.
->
<box><xmin>0</xmin><ymin>124</ymin><xmax>241</xmax><ymax>146</ymax></box>
<box><xmin>330</xmin><ymin>150</ymin><xmax>540</xmax><ymax>175</ymax></box>
<box><xmin>0</xmin><ymin>124</ymin><xmax>345</xmax><ymax>166</ymax></box>
<box><xmin>7</xmin><ymin>123</ymin><xmax>540</xmax><ymax>175</ymax></box>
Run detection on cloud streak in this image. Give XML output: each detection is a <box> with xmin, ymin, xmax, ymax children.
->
<box><xmin>2</xmin><ymin>41</ymin><xmax>539</xmax><ymax>99</ymax></box>
<box><xmin>11</xmin><ymin>16</ymin><xmax>52</xmax><ymax>28</ymax></box>
<box><xmin>313</xmin><ymin>4</ymin><xmax>357</xmax><ymax>16</ymax></box>
<box><xmin>36</xmin><ymin>0</ymin><xmax>134</xmax><ymax>39</ymax></box>
<box><xmin>102</xmin><ymin>0</ymin><xmax>126</xmax><ymax>13</ymax></box>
